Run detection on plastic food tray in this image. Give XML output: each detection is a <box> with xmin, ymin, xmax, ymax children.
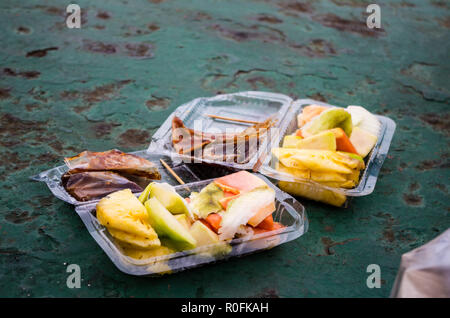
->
<box><xmin>258</xmin><ymin>99</ymin><xmax>396</xmax><ymax>196</ymax></box>
<box><xmin>30</xmin><ymin>150</ymin><xmax>200</xmax><ymax>206</ymax></box>
<box><xmin>147</xmin><ymin>91</ymin><xmax>294</xmax><ymax>170</ymax></box>
<box><xmin>74</xmin><ymin>174</ymin><xmax>308</xmax><ymax>276</ymax></box>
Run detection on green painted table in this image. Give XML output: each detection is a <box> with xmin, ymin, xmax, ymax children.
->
<box><xmin>0</xmin><ymin>0</ymin><xmax>449</xmax><ymax>298</ymax></box>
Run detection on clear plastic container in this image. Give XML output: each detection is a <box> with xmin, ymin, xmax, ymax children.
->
<box><xmin>147</xmin><ymin>91</ymin><xmax>293</xmax><ymax>170</ymax></box>
<box><xmin>30</xmin><ymin>150</ymin><xmax>200</xmax><ymax>206</ymax></box>
<box><xmin>73</xmin><ymin>174</ymin><xmax>308</xmax><ymax>276</ymax></box>
<box><xmin>258</xmin><ymin>99</ymin><xmax>397</xmax><ymax>197</ymax></box>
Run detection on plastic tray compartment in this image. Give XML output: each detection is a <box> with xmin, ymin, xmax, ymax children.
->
<box><xmin>259</xmin><ymin>99</ymin><xmax>396</xmax><ymax>196</ymax></box>
<box><xmin>147</xmin><ymin>91</ymin><xmax>294</xmax><ymax>170</ymax></box>
<box><xmin>30</xmin><ymin>150</ymin><xmax>200</xmax><ymax>206</ymax></box>
<box><xmin>74</xmin><ymin>174</ymin><xmax>308</xmax><ymax>276</ymax></box>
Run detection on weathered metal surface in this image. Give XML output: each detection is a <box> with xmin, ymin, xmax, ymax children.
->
<box><xmin>0</xmin><ymin>0</ymin><xmax>449</xmax><ymax>297</ymax></box>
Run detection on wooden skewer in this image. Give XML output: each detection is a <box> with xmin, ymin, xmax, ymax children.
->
<box><xmin>205</xmin><ymin>114</ymin><xmax>261</xmax><ymax>125</ymax></box>
<box><xmin>159</xmin><ymin>158</ymin><xmax>191</xmax><ymax>192</ymax></box>
<box><xmin>160</xmin><ymin>158</ymin><xmax>185</xmax><ymax>185</ymax></box>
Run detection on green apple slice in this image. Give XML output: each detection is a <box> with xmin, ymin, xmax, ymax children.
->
<box><xmin>302</xmin><ymin>108</ymin><xmax>353</xmax><ymax>137</ymax></box>
<box><xmin>296</xmin><ymin>131</ymin><xmax>337</xmax><ymax>151</ymax></box>
<box><xmin>145</xmin><ymin>198</ymin><xmax>196</xmax><ymax>250</ymax></box>
<box><xmin>189</xmin><ymin>221</ymin><xmax>220</xmax><ymax>246</ymax></box>
<box><xmin>141</xmin><ymin>182</ymin><xmax>193</xmax><ymax>218</ymax></box>
<box><xmin>175</xmin><ymin>214</ymin><xmax>191</xmax><ymax>231</ymax></box>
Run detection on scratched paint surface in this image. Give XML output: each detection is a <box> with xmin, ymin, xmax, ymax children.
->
<box><xmin>0</xmin><ymin>0</ymin><xmax>449</xmax><ymax>297</ymax></box>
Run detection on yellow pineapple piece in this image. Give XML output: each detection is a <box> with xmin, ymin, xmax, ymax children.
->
<box><xmin>275</xmin><ymin>162</ymin><xmax>310</xmax><ymax>179</ymax></box>
<box><xmin>120</xmin><ymin>245</ymin><xmax>175</xmax><ymax>260</ymax></box>
<box><xmin>291</xmin><ymin>152</ymin><xmax>353</xmax><ymax>174</ymax></box>
<box><xmin>310</xmin><ymin>170</ymin><xmax>348</xmax><ymax>182</ymax></box>
<box><xmin>278</xmin><ymin>181</ymin><xmax>347</xmax><ymax>207</ymax></box>
<box><xmin>96</xmin><ymin>189</ymin><xmax>159</xmax><ymax>241</ymax></box>
<box><xmin>108</xmin><ymin>228</ymin><xmax>160</xmax><ymax>249</ymax></box>
<box><xmin>319</xmin><ymin>180</ymin><xmax>356</xmax><ymax>189</ymax></box>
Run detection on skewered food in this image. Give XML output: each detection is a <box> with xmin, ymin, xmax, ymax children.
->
<box><xmin>171</xmin><ymin>116</ymin><xmax>275</xmax><ymax>163</ymax></box>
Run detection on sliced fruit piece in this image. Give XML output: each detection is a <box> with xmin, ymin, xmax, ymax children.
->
<box><xmin>282</xmin><ymin>135</ymin><xmax>303</xmax><ymax>148</ymax></box>
<box><xmin>297</xmin><ymin>105</ymin><xmax>328</xmax><ymax>127</ymax></box>
<box><xmin>145</xmin><ymin>198</ymin><xmax>197</xmax><ymax>250</ymax></box>
<box><xmin>346</xmin><ymin>170</ymin><xmax>361</xmax><ymax>184</ymax></box>
<box><xmin>214</xmin><ymin>171</ymin><xmax>268</xmax><ymax>194</ymax></box>
<box><xmin>189</xmin><ymin>221</ymin><xmax>220</xmax><ymax>246</ymax></box>
<box><xmin>276</xmin><ymin>162</ymin><xmax>350</xmax><ymax>183</ymax></box>
<box><xmin>253</xmin><ymin>222</ymin><xmax>284</xmax><ymax>235</ymax></box>
<box><xmin>254</xmin><ymin>214</ymin><xmax>274</xmax><ymax>231</ymax></box>
<box><xmin>203</xmin><ymin>213</ymin><xmax>222</xmax><ymax>233</ymax></box>
<box><xmin>188</xmin><ymin>182</ymin><xmax>225</xmax><ymax>219</ymax></box>
<box><xmin>310</xmin><ymin>170</ymin><xmax>349</xmax><ymax>182</ymax></box>
<box><xmin>295</xmin><ymin>130</ymin><xmax>337</xmax><ymax>151</ymax></box>
<box><xmin>337</xmin><ymin>151</ymin><xmax>364</xmax><ymax>163</ymax></box>
<box><xmin>295</xmin><ymin>129</ymin><xmax>303</xmax><ymax>137</ymax></box>
<box><xmin>138</xmin><ymin>182</ymin><xmax>153</xmax><ymax>204</ymax></box>
<box><xmin>120</xmin><ymin>245</ymin><xmax>175</xmax><ymax>260</ymax></box>
<box><xmin>291</xmin><ymin>151</ymin><xmax>353</xmax><ymax>174</ymax></box>
<box><xmin>278</xmin><ymin>181</ymin><xmax>347</xmax><ymax>207</ymax></box>
<box><xmin>219</xmin><ymin>187</ymin><xmax>276</xmax><ymax>240</ymax></box>
<box><xmin>108</xmin><ymin>228</ymin><xmax>160</xmax><ymax>249</ymax></box>
<box><xmin>247</xmin><ymin>200</ymin><xmax>276</xmax><ymax>227</ymax></box>
<box><xmin>275</xmin><ymin>162</ymin><xmax>310</xmax><ymax>179</ymax></box>
<box><xmin>346</xmin><ymin>105</ymin><xmax>381</xmax><ymax>136</ymax></box>
<box><xmin>272</xmin><ymin>148</ymin><xmax>309</xmax><ymax>170</ymax></box>
<box><xmin>332</xmin><ymin>151</ymin><xmax>365</xmax><ymax>170</ymax></box>
<box><xmin>174</xmin><ymin>214</ymin><xmax>192</xmax><ymax>231</ymax></box>
<box><xmin>302</xmin><ymin>108</ymin><xmax>353</xmax><ymax>138</ymax></box>
<box><xmin>274</xmin><ymin>148</ymin><xmax>361</xmax><ymax>173</ymax></box>
<box><xmin>328</xmin><ymin>128</ymin><xmax>358</xmax><ymax>154</ymax></box>
<box><xmin>349</xmin><ymin>126</ymin><xmax>378</xmax><ymax>158</ymax></box>
<box><xmin>218</xmin><ymin>194</ymin><xmax>240</xmax><ymax>210</ymax></box>
<box><xmin>148</xmin><ymin>182</ymin><xmax>192</xmax><ymax>217</ymax></box>
<box><xmin>96</xmin><ymin>189</ymin><xmax>158</xmax><ymax>239</ymax></box>
<box><xmin>319</xmin><ymin>180</ymin><xmax>356</xmax><ymax>189</ymax></box>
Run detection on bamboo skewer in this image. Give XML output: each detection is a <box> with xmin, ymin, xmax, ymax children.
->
<box><xmin>205</xmin><ymin>114</ymin><xmax>261</xmax><ymax>125</ymax></box>
<box><xmin>159</xmin><ymin>158</ymin><xmax>191</xmax><ymax>192</ymax></box>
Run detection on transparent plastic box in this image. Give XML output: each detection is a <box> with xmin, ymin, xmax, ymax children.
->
<box><xmin>147</xmin><ymin>91</ymin><xmax>293</xmax><ymax>170</ymax></box>
<box><xmin>30</xmin><ymin>150</ymin><xmax>200</xmax><ymax>206</ymax></box>
<box><xmin>258</xmin><ymin>99</ymin><xmax>397</xmax><ymax>197</ymax></box>
<box><xmin>73</xmin><ymin>174</ymin><xmax>308</xmax><ymax>276</ymax></box>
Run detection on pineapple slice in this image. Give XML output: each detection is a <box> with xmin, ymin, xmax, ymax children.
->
<box><xmin>108</xmin><ymin>228</ymin><xmax>160</xmax><ymax>249</ymax></box>
<box><xmin>291</xmin><ymin>152</ymin><xmax>353</xmax><ymax>174</ymax></box>
<box><xmin>310</xmin><ymin>170</ymin><xmax>348</xmax><ymax>182</ymax></box>
<box><xmin>120</xmin><ymin>245</ymin><xmax>175</xmax><ymax>260</ymax></box>
<box><xmin>96</xmin><ymin>189</ymin><xmax>159</xmax><ymax>242</ymax></box>
<box><xmin>278</xmin><ymin>181</ymin><xmax>347</xmax><ymax>207</ymax></box>
<box><xmin>275</xmin><ymin>162</ymin><xmax>310</xmax><ymax>179</ymax></box>
<box><xmin>276</xmin><ymin>162</ymin><xmax>350</xmax><ymax>183</ymax></box>
<box><xmin>319</xmin><ymin>180</ymin><xmax>356</xmax><ymax>189</ymax></box>
<box><xmin>272</xmin><ymin>148</ymin><xmax>362</xmax><ymax>174</ymax></box>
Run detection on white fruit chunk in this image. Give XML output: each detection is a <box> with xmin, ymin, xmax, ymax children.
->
<box><xmin>350</xmin><ymin>127</ymin><xmax>378</xmax><ymax>158</ymax></box>
<box><xmin>346</xmin><ymin>105</ymin><xmax>381</xmax><ymax>136</ymax></box>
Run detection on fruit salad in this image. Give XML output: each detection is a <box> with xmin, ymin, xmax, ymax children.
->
<box><xmin>95</xmin><ymin>171</ymin><xmax>285</xmax><ymax>261</ymax></box>
<box><xmin>272</xmin><ymin>104</ymin><xmax>382</xmax><ymax>206</ymax></box>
